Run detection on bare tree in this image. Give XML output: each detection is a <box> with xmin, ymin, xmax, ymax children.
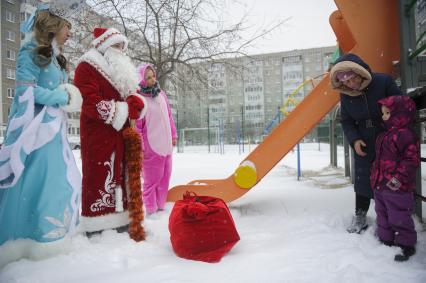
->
<box><xmin>87</xmin><ymin>0</ymin><xmax>287</xmax><ymax>87</ymax></box>
<box><xmin>63</xmin><ymin>3</ymin><xmax>124</xmax><ymax>73</ymax></box>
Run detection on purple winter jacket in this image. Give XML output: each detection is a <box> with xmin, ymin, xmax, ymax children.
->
<box><xmin>370</xmin><ymin>96</ymin><xmax>420</xmax><ymax>192</ymax></box>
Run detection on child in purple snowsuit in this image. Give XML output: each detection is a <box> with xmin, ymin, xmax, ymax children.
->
<box><xmin>370</xmin><ymin>95</ymin><xmax>420</xmax><ymax>262</ymax></box>
<box><xmin>136</xmin><ymin>64</ymin><xmax>177</xmax><ymax>214</ymax></box>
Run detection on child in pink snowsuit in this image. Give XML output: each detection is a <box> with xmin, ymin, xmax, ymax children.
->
<box><xmin>371</xmin><ymin>95</ymin><xmax>420</xmax><ymax>262</ymax></box>
<box><xmin>136</xmin><ymin>64</ymin><xmax>177</xmax><ymax>214</ymax></box>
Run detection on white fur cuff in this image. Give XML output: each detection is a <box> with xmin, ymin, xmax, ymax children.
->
<box><xmin>79</xmin><ymin>211</ymin><xmax>129</xmax><ymax>233</ymax></box>
<box><xmin>112</xmin><ymin>101</ymin><xmax>129</xmax><ymax>131</ymax></box>
<box><xmin>59</xmin><ymin>84</ymin><xmax>83</xmax><ymax>112</ymax></box>
<box><xmin>0</xmin><ymin>236</ymin><xmax>72</xmax><ymax>269</ymax></box>
<box><xmin>128</xmin><ymin>93</ymin><xmax>148</xmax><ymax>119</ymax></box>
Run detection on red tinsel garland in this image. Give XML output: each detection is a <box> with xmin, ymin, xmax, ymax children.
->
<box><xmin>123</xmin><ymin>126</ymin><xmax>146</xmax><ymax>241</ymax></box>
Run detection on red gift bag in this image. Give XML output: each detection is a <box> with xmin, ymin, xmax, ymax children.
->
<box><xmin>169</xmin><ymin>192</ymin><xmax>240</xmax><ymax>263</ymax></box>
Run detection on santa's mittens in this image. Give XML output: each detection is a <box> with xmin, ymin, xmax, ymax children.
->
<box><xmin>126</xmin><ymin>95</ymin><xmax>145</xmax><ymax>120</ymax></box>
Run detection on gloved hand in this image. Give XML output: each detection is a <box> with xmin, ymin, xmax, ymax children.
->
<box><xmin>386</xmin><ymin>177</ymin><xmax>401</xmax><ymax>191</ymax></box>
<box><xmin>126</xmin><ymin>95</ymin><xmax>145</xmax><ymax>120</ymax></box>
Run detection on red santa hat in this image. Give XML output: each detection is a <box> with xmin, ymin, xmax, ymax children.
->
<box><xmin>91</xmin><ymin>27</ymin><xmax>128</xmax><ymax>54</ymax></box>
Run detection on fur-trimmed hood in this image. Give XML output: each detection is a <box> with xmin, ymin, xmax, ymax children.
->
<box><xmin>378</xmin><ymin>95</ymin><xmax>417</xmax><ymax>129</ymax></box>
<box><xmin>330</xmin><ymin>53</ymin><xmax>372</xmax><ymax>97</ymax></box>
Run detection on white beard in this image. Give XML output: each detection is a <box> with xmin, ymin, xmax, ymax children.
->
<box><xmin>104</xmin><ymin>47</ymin><xmax>139</xmax><ymax>98</ymax></box>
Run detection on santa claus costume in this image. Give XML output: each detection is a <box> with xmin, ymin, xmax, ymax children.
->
<box><xmin>74</xmin><ymin>28</ymin><xmax>146</xmax><ymax>234</ymax></box>
<box><xmin>136</xmin><ymin>64</ymin><xmax>177</xmax><ymax>214</ymax></box>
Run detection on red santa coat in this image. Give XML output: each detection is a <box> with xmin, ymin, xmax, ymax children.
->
<box><xmin>74</xmin><ymin>49</ymin><xmax>133</xmax><ymax>232</ymax></box>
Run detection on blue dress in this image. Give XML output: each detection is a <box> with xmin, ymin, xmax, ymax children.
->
<box><xmin>0</xmin><ymin>40</ymin><xmax>81</xmax><ymax>268</ymax></box>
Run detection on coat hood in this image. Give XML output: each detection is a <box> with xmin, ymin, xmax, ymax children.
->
<box><xmin>378</xmin><ymin>95</ymin><xmax>416</xmax><ymax>129</ymax></box>
<box><xmin>138</xmin><ymin>64</ymin><xmax>156</xmax><ymax>88</ymax></box>
<box><xmin>330</xmin><ymin>53</ymin><xmax>372</xmax><ymax>96</ymax></box>
<box><xmin>137</xmin><ymin>64</ymin><xmax>162</xmax><ymax>98</ymax></box>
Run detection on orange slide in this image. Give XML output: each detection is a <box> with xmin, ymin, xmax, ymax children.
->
<box><xmin>167</xmin><ymin>0</ymin><xmax>400</xmax><ymax>203</ymax></box>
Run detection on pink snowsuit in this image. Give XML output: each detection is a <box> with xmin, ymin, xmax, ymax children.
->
<box><xmin>136</xmin><ymin>65</ymin><xmax>177</xmax><ymax>214</ymax></box>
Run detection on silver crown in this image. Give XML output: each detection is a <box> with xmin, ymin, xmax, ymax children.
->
<box><xmin>42</xmin><ymin>0</ymin><xmax>86</xmax><ymax>21</ymax></box>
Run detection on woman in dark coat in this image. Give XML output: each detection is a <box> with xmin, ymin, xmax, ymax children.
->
<box><xmin>330</xmin><ymin>53</ymin><xmax>402</xmax><ymax>233</ymax></box>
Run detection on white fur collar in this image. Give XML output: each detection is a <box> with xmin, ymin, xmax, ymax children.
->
<box><xmin>78</xmin><ymin>49</ymin><xmax>129</xmax><ymax>99</ymax></box>
<box><xmin>52</xmin><ymin>39</ymin><xmax>61</xmax><ymax>56</ymax></box>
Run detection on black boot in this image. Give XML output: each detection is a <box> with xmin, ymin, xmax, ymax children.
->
<box><xmin>85</xmin><ymin>230</ymin><xmax>103</xmax><ymax>238</ymax></box>
<box><xmin>380</xmin><ymin>240</ymin><xmax>394</xmax><ymax>247</ymax></box>
<box><xmin>394</xmin><ymin>245</ymin><xmax>415</xmax><ymax>262</ymax></box>
<box><xmin>115</xmin><ymin>224</ymin><xmax>129</xmax><ymax>233</ymax></box>
<box><xmin>347</xmin><ymin>210</ymin><xmax>368</xmax><ymax>234</ymax></box>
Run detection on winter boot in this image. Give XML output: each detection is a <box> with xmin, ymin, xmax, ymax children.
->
<box><xmin>85</xmin><ymin>230</ymin><xmax>103</xmax><ymax>238</ymax></box>
<box><xmin>380</xmin><ymin>239</ymin><xmax>394</xmax><ymax>247</ymax></box>
<box><xmin>115</xmin><ymin>224</ymin><xmax>129</xmax><ymax>233</ymax></box>
<box><xmin>394</xmin><ymin>245</ymin><xmax>415</xmax><ymax>262</ymax></box>
<box><xmin>346</xmin><ymin>210</ymin><xmax>368</xmax><ymax>234</ymax></box>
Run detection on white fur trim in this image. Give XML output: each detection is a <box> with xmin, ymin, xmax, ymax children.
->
<box><xmin>128</xmin><ymin>93</ymin><xmax>148</xmax><ymax>119</ymax></box>
<box><xmin>91</xmin><ymin>28</ymin><xmax>128</xmax><ymax>54</ymax></box>
<box><xmin>0</xmin><ymin>236</ymin><xmax>72</xmax><ymax>269</ymax></box>
<box><xmin>52</xmin><ymin>39</ymin><xmax>61</xmax><ymax>56</ymax></box>
<box><xmin>112</xmin><ymin>101</ymin><xmax>129</xmax><ymax>131</ymax></box>
<box><xmin>97</xmin><ymin>34</ymin><xmax>128</xmax><ymax>54</ymax></box>
<box><xmin>330</xmin><ymin>61</ymin><xmax>372</xmax><ymax>97</ymax></box>
<box><xmin>79</xmin><ymin>211</ymin><xmax>129</xmax><ymax>233</ymax></box>
<box><xmin>115</xmin><ymin>187</ymin><xmax>124</xmax><ymax>212</ymax></box>
<box><xmin>79</xmin><ymin>49</ymin><xmax>130</xmax><ymax>99</ymax></box>
<box><xmin>59</xmin><ymin>84</ymin><xmax>83</xmax><ymax>112</ymax></box>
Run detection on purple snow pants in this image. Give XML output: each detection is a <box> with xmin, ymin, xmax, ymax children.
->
<box><xmin>374</xmin><ymin>189</ymin><xmax>416</xmax><ymax>246</ymax></box>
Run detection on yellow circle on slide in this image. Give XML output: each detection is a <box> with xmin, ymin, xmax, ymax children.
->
<box><xmin>234</xmin><ymin>163</ymin><xmax>257</xmax><ymax>189</ymax></box>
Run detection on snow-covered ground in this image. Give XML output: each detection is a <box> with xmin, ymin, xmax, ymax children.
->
<box><xmin>1</xmin><ymin>143</ymin><xmax>425</xmax><ymax>283</ymax></box>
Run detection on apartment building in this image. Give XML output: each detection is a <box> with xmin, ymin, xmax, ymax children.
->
<box><xmin>176</xmin><ymin>46</ymin><xmax>336</xmax><ymax>144</ymax></box>
<box><xmin>0</xmin><ymin>0</ymin><xmax>21</xmax><ymax>136</ymax></box>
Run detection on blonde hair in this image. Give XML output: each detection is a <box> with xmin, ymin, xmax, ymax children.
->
<box><xmin>32</xmin><ymin>11</ymin><xmax>71</xmax><ymax>70</ymax></box>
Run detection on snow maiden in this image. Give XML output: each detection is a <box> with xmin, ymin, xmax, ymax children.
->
<box><xmin>0</xmin><ymin>0</ymin><xmax>84</xmax><ymax>269</ymax></box>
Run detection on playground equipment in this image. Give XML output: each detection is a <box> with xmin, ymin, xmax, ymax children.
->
<box><xmin>263</xmin><ymin>74</ymin><xmax>328</xmax><ymax>136</ymax></box>
<box><xmin>167</xmin><ymin>0</ymin><xmax>400</xmax><ymax>203</ymax></box>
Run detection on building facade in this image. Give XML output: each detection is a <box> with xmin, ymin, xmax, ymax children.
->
<box><xmin>176</xmin><ymin>46</ymin><xmax>336</xmax><ymax>145</ymax></box>
<box><xmin>1</xmin><ymin>0</ymin><xmax>21</xmax><ymax>136</ymax></box>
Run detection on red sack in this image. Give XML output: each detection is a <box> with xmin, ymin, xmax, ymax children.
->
<box><xmin>169</xmin><ymin>192</ymin><xmax>240</xmax><ymax>263</ymax></box>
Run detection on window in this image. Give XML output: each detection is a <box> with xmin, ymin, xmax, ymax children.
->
<box><xmin>23</xmin><ymin>12</ymin><xmax>31</xmax><ymax>22</ymax></box>
<box><xmin>6</xmin><ymin>11</ymin><xmax>15</xmax><ymax>23</ymax></box>
<box><xmin>7</xmin><ymin>88</ymin><xmax>15</xmax><ymax>98</ymax></box>
<box><xmin>6</xmin><ymin>68</ymin><xmax>15</xmax><ymax>80</ymax></box>
<box><xmin>6</xmin><ymin>30</ymin><xmax>15</xmax><ymax>42</ymax></box>
<box><xmin>20</xmin><ymin>12</ymin><xmax>26</xmax><ymax>22</ymax></box>
<box><xmin>6</xmin><ymin>50</ymin><xmax>16</xmax><ymax>61</ymax></box>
